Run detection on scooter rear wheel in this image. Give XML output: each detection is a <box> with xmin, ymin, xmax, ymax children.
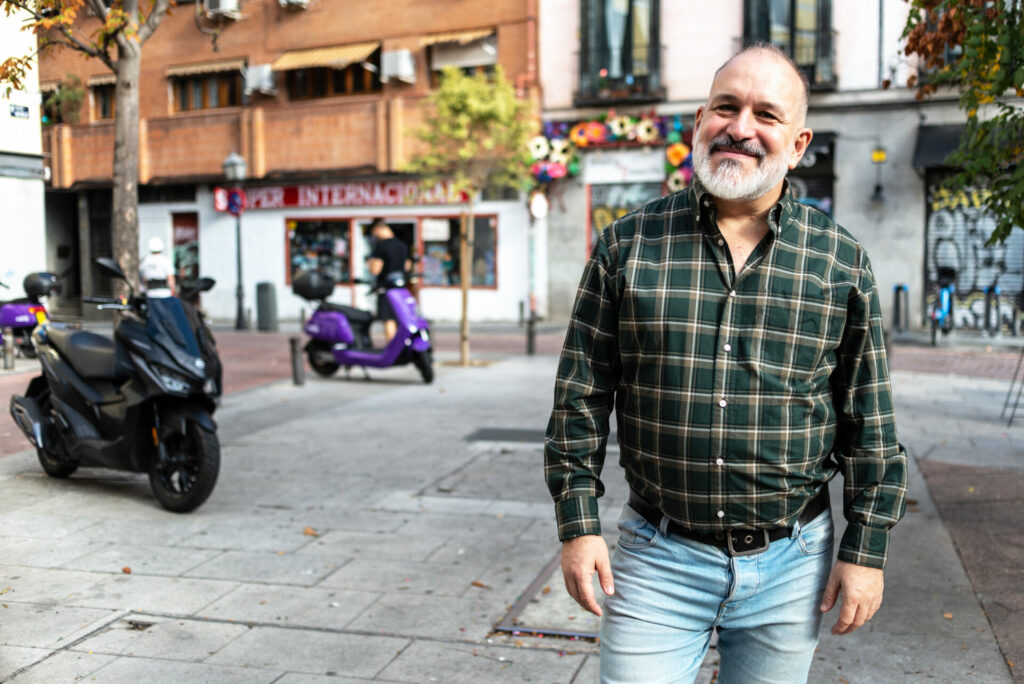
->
<box><xmin>37</xmin><ymin>446</ymin><xmax>77</xmax><ymax>478</ymax></box>
<box><xmin>307</xmin><ymin>341</ymin><xmax>340</xmax><ymax>377</ymax></box>
<box><xmin>413</xmin><ymin>350</ymin><xmax>434</xmax><ymax>384</ymax></box>
<box><xmin>149</xmin><ymin>417</ymin><xmax>219</xmax><ymax>513</ymax></box>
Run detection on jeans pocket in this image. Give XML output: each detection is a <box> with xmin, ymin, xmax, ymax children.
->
<box><xmin>797</xmin><ymin>510</ymin><xmax>834</xmax><ymax>557</ymax></box>
<box><xmin>617</xmin><ymin>504</ymin><xmax>661</xmax><ymax>550</ymax></box>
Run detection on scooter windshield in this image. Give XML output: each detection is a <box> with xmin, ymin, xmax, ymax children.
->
<box><xmin>146</xmin><ymin>297</ymin><xmax>202</xmax><ymax>363</ymax></box>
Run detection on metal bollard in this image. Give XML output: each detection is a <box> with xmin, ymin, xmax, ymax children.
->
<box><xmin>526</xmin><ymin>312</ymin><xmax>536</xmax><ymax>355</ymax></box>
<box><xmin>2</xmin><ymin>327</ymin><xmax>14</xmax><ymax>370</ymax></box>
<box><xmin>984</xmin><ymin>285</ymin><xmax>1002</xmax><ymax>337</ymax></box>
<box><xmin>289</xmin><ymin>336</ymin><xmax>305</xmax><ymax>386</ymax></box>
<box><xmin>892</xmin><ymin>284</ymin><xmax>909</xmax><ymax>333</ymax></box>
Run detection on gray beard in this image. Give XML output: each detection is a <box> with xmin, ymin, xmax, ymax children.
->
<box><xmin>693</xmin><ymin>136</ymin><xmax>790</xmax><ymax>203</ymax></box>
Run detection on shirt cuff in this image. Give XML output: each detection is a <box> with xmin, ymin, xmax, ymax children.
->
<box><xmin>554</xmin><ymin>495</ymin><xmax>602</xmax><ymax>541</ymax></box>
<box><xmin>838</xmin><ymin>522</ymin><xmax>890</xmax><ymax>569</ymax></box>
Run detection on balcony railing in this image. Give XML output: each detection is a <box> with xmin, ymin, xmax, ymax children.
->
<box><xmin>575</xmin><ymin>43</ymin><xmax>666</xmax><ymax>107</ymax></box>
<box><xmin>738</xmin><ymin>26</ymin><xmax>837</xmax><ymax>91</ymax></box>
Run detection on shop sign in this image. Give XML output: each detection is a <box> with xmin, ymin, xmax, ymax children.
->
<box><xmin>240</xmin><ymin>179</ymin><xmax>463</xmax><ymax>210</ymax></box>
<box><xmin>583</xmin><ymin>147</ymin><xmax>665</xmax><ymax>185</ymax></box>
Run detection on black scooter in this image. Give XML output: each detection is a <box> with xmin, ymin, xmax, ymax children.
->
<box><xmin>9</xmin><ymin>258</ymin><xmax>221</xmax><ymax>512</ymax></box>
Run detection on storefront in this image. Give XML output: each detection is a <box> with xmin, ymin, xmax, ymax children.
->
<box><xmin>140</xmin><ymin>179</ymin><xmax>529</xmax><ymax>324</ymax></box>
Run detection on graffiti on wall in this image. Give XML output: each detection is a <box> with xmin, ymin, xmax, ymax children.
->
<box><xmin>925</xmin><ymin>179</ymin><xmax>1024</xmax><ymax>331</ymax></box>
<box><xmin>589</xmin><ymin>182</ymin><xmax>664</xmax><ymax>254</ymax></box>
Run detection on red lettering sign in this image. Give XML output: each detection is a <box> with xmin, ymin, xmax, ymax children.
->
<box><xmin>235</xmin><ymin>180</ymin><xmax>463</xmax><ymax>210</ymax></box>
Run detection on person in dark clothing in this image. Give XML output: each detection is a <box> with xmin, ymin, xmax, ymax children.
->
<box><xmin>367</xmin><ymin>218</ymin><xmax>411</xmax><ymax>342</ymax></box>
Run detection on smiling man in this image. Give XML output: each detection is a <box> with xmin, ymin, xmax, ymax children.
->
<box><xmin>544</xmin><ymin>44</ymin><xmax>908</xmax><ymax>683</ymax></box>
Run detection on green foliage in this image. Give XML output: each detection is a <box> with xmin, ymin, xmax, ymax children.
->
<box><xmin>42</xmin><ymin>73</ymin><xmax>83</xmax><ymax>124</ymax></box>
<box><xmin>406</xmin><ymin>65</ymin><xmax>534</xmax><ymax>198</ymax></box>
<box><xmin>902</xmin><ymin>0</ymin><xmax>1024</xmax><ymax>244</ymax></box>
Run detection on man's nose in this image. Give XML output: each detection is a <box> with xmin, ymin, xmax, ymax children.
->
<box><xmin>725</xmin><ymin>108</ymin><xmax>756</xmax><ymax>141</ymax></box>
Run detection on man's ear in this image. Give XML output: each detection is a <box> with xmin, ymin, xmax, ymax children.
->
<box><xmin>694</xmin><ymin>105</ymin><xmax>705</xmax><ymax>132</ymax></box>
<box><xmin>788</xmin><ymin>127</ymin><xmax>813</xmax><ymax>170</ymax></box>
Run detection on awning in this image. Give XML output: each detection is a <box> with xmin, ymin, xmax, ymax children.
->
<box><xmin>39</xmin><ymin>81</ymin><xmax>60</xmax><ymax>93</ymax></box>
<box><xmin>272</xmin><ymin>41</ymin><xmax>380</xmax><ymax>71</ymax></box>
<box><xmin>913</xmin><ymin>124</ymin><xmax>965</xmax><ymax>168</ymax></box>
<box><xmin>166</xmin><ymin>57</ymin><xmax>246</xmax><ymax>78</ymax></box>
<box><xmin>430</xmin><ymin>34</ymin><xmax>498</xmax><ymax>70</ymax></box>
<box><xmin>420</xmin><ymin>28</ymin><xmax>494</xmax><ymax>46</ymax></box>
<box><xmin>88</xmin><ymin>73</ymin><xmax>116</xmax><ymax>86</ymax></box>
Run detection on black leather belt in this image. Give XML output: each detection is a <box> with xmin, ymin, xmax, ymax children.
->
<box><xmin>627</xmin><ymin>486</ymin><xmax>830</xmax><ymax>557</ymax></box>
<box><xmin>146</xmin><ymin>279</ymin><xmax>169</xmax><ymax>289</ymax></box>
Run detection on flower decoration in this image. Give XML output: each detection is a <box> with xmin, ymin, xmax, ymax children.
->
<box><xmin>550</xmin><ymin>138</ymin><xmax>569</xmax><ymax>156</ymax></box>
<box><xmin>607</xmin><ymin>115</ymin><xmax>631</xmax><ymax>140</ymax></box>
<box><xmin>548</xmin><ymin>162</ymin><xmax>568</xmax><ymax>179</ymax></box>
<box><xmin>585</xmin><ymin>121</ymin><xmax>609</xmax><ymax>144</ymax></box>
<box><xmin>569</xmin><ymin>123</ymin><xmax>589</xmax><ymax>147</ymax></box>
<box><xmin>549</xmin><ymin>150</ymin><xmax>570</xmax><ymax>166</ymax></box>
<box><xmin>529</xmin><ymin>136</ymin><xmax>551</xmax><ymax>160</ymax></box>
<box><xmin>667</xmin><ymin>168</ymin><xmax>692</xmax><ymax>193</ymax></box>
<box><xmin>666</xmin><ymin>143</ymin><xmax>691</xmax><ymax>168</ymax></box>
<box><xmin>635</xmin><ymin>118</ymin><xmax>659</xmax><ymax>144</ymax></box>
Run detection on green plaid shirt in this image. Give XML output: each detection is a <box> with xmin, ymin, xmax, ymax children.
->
<box><xmin>545</xmin><ymin>181</ymin><xmax>907</xmax><ymax>569</ymax></box>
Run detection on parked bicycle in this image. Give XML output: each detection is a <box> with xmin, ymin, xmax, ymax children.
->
<box><xmin>929</xmin><ymin>266</ymin><xmax>957</xmax><ymax>346</ymax></box>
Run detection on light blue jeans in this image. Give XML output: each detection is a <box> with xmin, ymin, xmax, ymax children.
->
<box><xmin>599</xmin><ymin>502</ymin><xmax>834</xmax><ymax>684</ymax></box>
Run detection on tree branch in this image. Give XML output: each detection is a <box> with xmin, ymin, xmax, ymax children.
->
<box><xmin>3</xmin><ymin>0</ymin><xmax>45</xmax><ymax>22</ymax></box>
<box><xmin>51</xmin><ymin>32</ymin><xmax>116</xmax><ymax>71</ymax></box>
<box><xmin>139</xmin><ymin>0</ymin><xmax>171</xmax><ymax>44</ymax></box>
<box><xmin>84</xmin><ymin>0</ymin><xmax>109</xmax><ymax>22</ymax></box>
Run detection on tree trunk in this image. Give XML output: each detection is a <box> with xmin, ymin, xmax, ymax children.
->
<box><xmin>111</xmin><ymin>43</ymin><xmax>142</xmax><ymax>296</ymax></box>
<box><xmin>459</xmin><ymin>198</ymin><xmax>475</xmax><ymax>366</ymax></box>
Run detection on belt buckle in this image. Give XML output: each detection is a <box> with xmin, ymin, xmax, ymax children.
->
<box><xmin>726</xmin><ymin>529</ymin><xmax>770</xmax><ymax>557</ymax></box>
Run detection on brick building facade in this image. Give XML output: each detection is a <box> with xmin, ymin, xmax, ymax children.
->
<box><xmin>39</xmin><ymin>0</ymin><xmax>539</xmax><ymax>323</ymax></box>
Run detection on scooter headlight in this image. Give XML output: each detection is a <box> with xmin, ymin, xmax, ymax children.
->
<box><xmin>154</xmin><ymin>364</ymin><xmax>193</xmax><ymax>394</ymax></box>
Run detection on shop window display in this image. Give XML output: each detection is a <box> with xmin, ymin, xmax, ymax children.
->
<box><xmin>288</xmin><ymin>219</ymin><xmax>352</xmax><ymax>284</ymax></box>
<box><xmin>420</xmin><ymin>216</ymin><xmax>497</xmax><ymax>287</ymax></box>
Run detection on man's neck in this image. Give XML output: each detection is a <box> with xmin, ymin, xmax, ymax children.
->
<box><xmin>711</xmin><ymin>180</ymin><xmax>784</xmax><ymax>234</ymax></box>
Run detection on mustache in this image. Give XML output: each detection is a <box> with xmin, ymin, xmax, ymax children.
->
<box><xmin>708</xmin><ymin>135</ymin><xmax>765</xmax><ymax>159</ymax></box>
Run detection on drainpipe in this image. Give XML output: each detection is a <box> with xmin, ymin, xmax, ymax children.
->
<box><xmin>878</xmin><ymin>0</ymin><xmax>884</xmax><ymax>87</ymax></box>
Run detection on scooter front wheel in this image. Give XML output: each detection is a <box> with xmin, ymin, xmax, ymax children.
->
<box><xmin>307</xmin><ymin>341</ymin><xmax>340</xmax><ymax>377</ymax></box>
<box><xmin>37</xmin><ymin>446</ymin><xmax>77</xmax><ymax>478</ymax></box>
<box><xmin>149</xmin><ymin>417</ymin><xmax>220</xmax><ymax>513</ymax></box>
<box><xmin>413</xmin><ymin>349</ymin><xmax>434</xmax><ymax>384</ymax></box>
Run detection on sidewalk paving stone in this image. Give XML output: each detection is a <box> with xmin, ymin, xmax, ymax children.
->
<box><xmin>61</xmin><ymin>544</ymin><xmax>219</xmax><ymax>577</ymax></box>
<box><xmin>0</xmin><ymin>566</ymin><xmax>105</xmax><ymax>605</ymax></box>
<box><xmin>71</xmin><ymin>614</ymin><xmax>249</xmax><ymax>660</ymax></box>
<box><xmin>204</xmin><ymin>626</ymin><xmax>409</xmax><ymax>677</ymax></box>
<box><xmin>0</xmin><ymin>647</ymin><xmax>53</xmax><ymax>681</ymax></box>
<box><xmin>196</xmin><ymin>584</ymin><xmax>381</xmax><ymax>630</ymax></box>
<box><xmin>0</xmin><ymin>536</ymin><xmax>105</xmax><ymax>568</ymax></box>
<box><xmin>319</xmin><ymin>557</ymin><xmax>490</xmax><ymax>597</ymax></box>
<box><xmin>345</xmin><ymin>593</ymin><xmax>506</xmax><ymax>641</ymax></box>
<box><xmin>74</xmin><ymin>656</ymin><xmax>282</xmax><ymax>683</ymax></box>
<box><xmin>0</xmin><ymin>603</ymin><xmax>115</xmax><ymax>650</ymax></box>
<box><xmin>375</xmin><ymin>639</ymin><xmax>586</xmax><ymax>684</ymax></box>
<box><xmin>178</xmin><ymin>518</ymin><xmax>322</xmax><ymax>553</ymax></box>
<box><xmin>299</xmin><ymin>529</ymin><xmax>451</xmax><ymax>561</ymax></box>
<box><xmin>184</xmin><ymin>549</ymin><xmax>351</xmax><ymax>586</ymax></box>
<box><xmin>66</xmin><ymin>573</ymin><xmax>238</xmax><ymax>615</ymax></box>
<box><xmin>5</xmin><ymin>651</ymin><xmax>115</xmax><ymax>684</ymax></box>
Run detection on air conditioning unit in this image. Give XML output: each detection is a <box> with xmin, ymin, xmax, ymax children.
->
<box><xmin>278</xmin><ymin>0</ymin><xmax>308</xmax><ymax>7</ymax></box>
<box><xmin>205</xmin><ymin>0</ymin><xmax>240</xmax><ymax>17</ymax></box>
<box><xmin>244</xmin><ymin>64</ymin><xmax>276</xmax><ymax>95</ymax></box>
<box><xmin>381</xmin><ymin>49</ymin><xmax>416</xmax><ymax>84</ymax></box>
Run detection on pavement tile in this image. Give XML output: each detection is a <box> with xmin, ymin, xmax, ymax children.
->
<box><xmin>196</xmin><ymin>583</ymin><xmax>381</xmax><ymax>630</ymax></box>
<box><xmin>376</xmin><ymin>640</ymin><xmax>586</xmax><ymax>684</ymax></box>
<box><xmin>0</xmin><ymin>647</ymin><xmax>53</xmax><ymax>682</ymax></box>
<box><xmin>178</xmin><ymin>518</ymin><xmax>318</xmax><ymax>552</ymax></box>
<box><xmin>319</xmin><ymin>557</ymin><xmax>489</xmax><ymax>597</ymax></box>
<box><xmin>345</xmin><ymin>593</ymin><xmax>505</xmax><ymax>641</ymax></box>
<box><xmin>61</xmin><ymin>544</ymin><xmax>219</xmax><ymax>577</ymax></box>
<box><xmin>205</xmin><ymin>626</ymin><xmax>409</xmax><ymax>677</ymax></box>
<box><xmin>0</xmin><ymin>566</ymin><xmax>105</xmax><ymax>605</ymax></box>
<box><xmin>0</xmin><ymin>602</ymin><xmax>116</xmax><ymax>649</ymax></box>
<box><xmin>184</xmin><ymin>550</ymin><xmax>349</xmax><ymax>586</ymax></box>
<box><xmin>279</xmin><ymin>507</ymin><xmax>410</xmax><ymax>534</ymax></box>
<box><xmin>395</xmin><ymin>511</ymin><xmax>535</xmax><ymax>538</ymax></box>
<box><xmin>63</xmin><ymin>518</ymin><xmax>209</xmax><ymax>547</ymax></box>
<box><xmin>4</xmin><ymin>651</ymin><xmax>115</xmax><ymax>684</ymax></box>
<box><xmin>84</xmin><ymin>656</ymin><xmax>282</xmax><ymax>683</ymax></box>
<box><xmin>67</xmin><ymin>574</ymin><xmax>238</xmax><ymax>615</ymax></box>
<box><xmin>0</xmin><ymin>536</ymin><xmax>106</xmax><ymax>568</ymax></box>
<box><xmin>0</xmin><ymin>511</ymin><xmax>98</xmax><ymax>539</ymax></box>
<box><xmin>274</xmin><ymin>674</ymin><xmax>404</xmax><ymax>684</ymax></box>
<box><xmin>71</xmin><ymin>614</ymin><xmax>249</xmax><ymax>660</ymax></box>
<box><xmin>298</xmin><ymin>530</ymin><xmax>449</xmax><ymax>561</ymax></box>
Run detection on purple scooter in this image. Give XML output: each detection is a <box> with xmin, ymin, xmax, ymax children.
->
<box><xmin>293</xmin><ymin>270</ymin><xmax>434</xmax><ymax>383</ymax></box>
<box><xmin>0</xmin><ymin>273</ymin><xmax>61</xmax><ymax>359</ymax></box>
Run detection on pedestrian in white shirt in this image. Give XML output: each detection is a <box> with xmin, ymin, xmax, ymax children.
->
<box><xmin>140</xmin><ymin>237</ymin><xmax>176</xmax><ymax>298</ymax></box>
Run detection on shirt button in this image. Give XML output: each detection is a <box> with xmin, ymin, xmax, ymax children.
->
<box><xmin>718</xmin><ymin>399</ymin><xmax>728</xmax><ymax>408</ymax></box>
<box><xmin>729</xmin><ymin>290</ymin><xmax>736</xmax><ymax>298</ymax></box>
<box><xmin>723</xmin><ymin>343</ymin><xmax>732</xmax><ymax>352</ymax></box>
<box><xmin>717</xmin><ymin>510</ymin><xmax>725</xmax><ymax>518</ymax></box>
<box><xmin>716</xmin><ymin>457</ymin><xmax>724</xmax><ymax>466</ymax></box>
<box><xmin>717</xmin><ymin>238</ymin><xmax>724</xmax><ymax>246</ymax></box>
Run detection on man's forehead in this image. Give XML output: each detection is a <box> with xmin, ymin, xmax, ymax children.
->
<box><xmin>708</xmin><ymin>51</ymin><xmax>806</xmax><ymax>112</ymax></box>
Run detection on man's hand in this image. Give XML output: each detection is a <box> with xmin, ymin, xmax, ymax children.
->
<box><xmin>561</xmin><ymin>535</ymin><xmax>614</xmax><ymax>616</ymax></box>
<box><xmin>819</xmin><ymin>560</ymin><xmax>884</xmax><ymax>635</ymax></box>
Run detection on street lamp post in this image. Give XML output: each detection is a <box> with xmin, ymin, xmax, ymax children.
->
<box><xmin>223</xmin><ymin>152</ymin><xmax>247</xmax><ymax>330</ymax></box>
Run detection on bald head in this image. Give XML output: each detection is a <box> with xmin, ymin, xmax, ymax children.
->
<box><xmin>714</xmin><ymin>44</ymin><xmax>809</xmax><ymax>124</ymax></box>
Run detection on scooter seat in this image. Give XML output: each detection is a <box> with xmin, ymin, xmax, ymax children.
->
<box><xmin>321</xmin><ymin>302</ymin><xmax>374</xmax><ymax>325</ymax></box>
<box><xmin>47</xmin><ymin>328</ymin><xmax>132</xmax><ymax>380</ymax></box>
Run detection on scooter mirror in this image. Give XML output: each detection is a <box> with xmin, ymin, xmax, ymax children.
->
<box><xmin>95</xmin><ymin>257</ymin><xmax>128</xmax><ymax>282</ymax></box>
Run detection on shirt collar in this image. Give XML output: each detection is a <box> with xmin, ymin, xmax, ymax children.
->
<box><xmin>690</xmin><ymin>178</ymin><xmax>796</xmax><ymax>238</ymax></box>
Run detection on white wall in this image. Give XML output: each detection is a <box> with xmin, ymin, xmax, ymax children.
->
<box><xmin>834</xmin><ymin>0</ymin><xmax>914</xmax><ymax>92</ymax></box>
<box><xmin>661</xmin><ymin>0</ymin><xmax>743</xmax><ymax>103</ymax></box>
<box><xmin>539</xmin><ymin>0</ymin><xmax>580</xmax><ymax>110</ymax></box>
<box><xmin>141</xmin><ymin>190</ymin><xmax>533</xmax><ymax>324</ymax></box>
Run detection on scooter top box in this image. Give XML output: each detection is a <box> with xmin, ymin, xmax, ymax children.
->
<box><xmin>292</xmin><ymin>270</ymin><xmax>336</xmax><ymax>301</ymax></box>
<box><xmin>23</xmin><ymin>272</ymin><xmax>61</xmax><ymax>299</ymax></box>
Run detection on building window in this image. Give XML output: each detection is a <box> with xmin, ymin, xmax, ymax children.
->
<box><xmin>286</xmin><ymin>53</ymin><xmax>382</xmax><ymax>101</ymax></box>
<box><xmin>172</xmin><ymin>73</ymin><xmax>241</xmax><ymax>112</ymax></box>
<box><xmin>743</xmin><ymin>0</ymin><xmax>834</xmax><ymax>90</ymax></box>
<box><xmin>428</xmin><ymin>34</ymin><xmax>498</xmax><ymax>88</ymax></box>
<box><xmin>578</xmin><ymin>0</ymin><xmax>663</xmax><ymax>106</ymax></box>
<box><xmin>288</xmin><ymin>219</ymin><xmax>353</xmax><ymax>284</ymax></box>
<box><xmin>93</xmin><ymin>84</ymin><xmax>115</xmax><ymax>120</ymax></box>
<box><xmin>420</xmin><ymin>216</ymin><xmax>497</xmax><ymax>288</ymax></box>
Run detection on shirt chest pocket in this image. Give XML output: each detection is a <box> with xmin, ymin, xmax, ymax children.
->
<box><xmin>757</xmin><ymin>279</ymin><xmax>844</xmax><ymax>381</ymax></box>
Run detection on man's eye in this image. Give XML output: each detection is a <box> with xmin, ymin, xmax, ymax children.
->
<box><xmin>758</xmin><ymin>111</ymin><xmax>779</xmax><ymax>120</ymax></box>
<box><xmin>716</xmin><ymin>105</ymin><xmax>737</xmax><ymax>112</ymax></box>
